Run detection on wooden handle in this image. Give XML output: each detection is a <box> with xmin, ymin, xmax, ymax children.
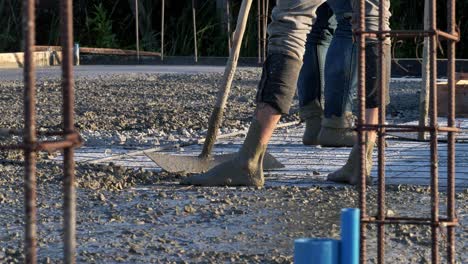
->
<box><xmin>200</xmin><ymin>0</ymin><xmax>253</xmax><ymax>158</ymax></box>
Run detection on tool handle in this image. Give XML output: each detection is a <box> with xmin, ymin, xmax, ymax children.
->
<box><xmin>200</xmin><ymin>0</ymin><xmax>253</xmax><ymax>158</ymax></box>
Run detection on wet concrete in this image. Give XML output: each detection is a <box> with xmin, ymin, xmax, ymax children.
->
<box><xmin>0</xmin><ymin>68</ymin><xmax>466</xmax><ymax>263</ymax></box>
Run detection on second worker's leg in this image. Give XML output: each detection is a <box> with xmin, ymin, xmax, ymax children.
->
<box><xmin>297</xmin><ymin>3</ymin><xmax>336</xmax><ymax>145</ymax></box>
<box><xmin>318</xmin><ymin>0</ymin><xmax>357</xmax><ymax>147</ymax></box>
<box><xmin>327</xmin><ymin>0</ymin><xmax>391</xmax><ymax>184</ymax></box>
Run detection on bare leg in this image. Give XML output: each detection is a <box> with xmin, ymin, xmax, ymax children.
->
<box><xmin>255</xmin><ymin>103</ymin><xmax>281</xmax><ymax>145</ymax></box>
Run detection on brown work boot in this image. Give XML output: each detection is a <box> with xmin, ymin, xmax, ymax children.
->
<box><xmin>300</xmin><ymin>100</ymin><xmax>323</xmax><ymax>146</ymax></box>
<box><xmin>180</xmin><ymin>119</ymin><xmax>266</xmax><ymax>187</ymax></box>
<box><xmin>327</xmin><ymin>141</ymin><xmax>374</xmax><ymax>185</ymax></box>
<box><xmin>317</xmin><ymin>112</ymin><xmax>356</xmax><ymax>147</ymax></box>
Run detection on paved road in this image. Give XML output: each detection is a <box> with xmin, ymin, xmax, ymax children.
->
<box><xmin>0</xmin><ymin>65</ymin><xmax>231</xmax><ymax>81</ymax></box>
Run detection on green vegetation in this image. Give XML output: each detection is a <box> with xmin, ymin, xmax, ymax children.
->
<box><xmin>0</xmin><ymin>0</ymin><xmax>467</xmax><ymax>58</ymax></box>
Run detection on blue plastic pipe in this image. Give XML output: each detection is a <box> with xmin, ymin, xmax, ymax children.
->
<box><xmin>340</xmin><ymin>208</ymin><xmax>360</xmax><ymax>264</ymax></box>
<box><xmin>294</xmin><ymin>238</ymin><xmax>340</xmax><ymax>264</ymax></box>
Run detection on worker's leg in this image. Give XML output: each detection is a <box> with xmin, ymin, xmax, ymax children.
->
<box><xmin>327</xmin><ymin>0</ymin><xmax>391</xmax><ymax>184</ymax></box>
<box><xmin>297</xmin><ymin>3</ymin><xmax>336</xmax><ymax>145</ymax></box>
<box><xmin>181</xmin><ymin>0</ymin><xmax>326</xmax><ymax>186</ymax></box>
<box><xmin>315</xmin><ymin>0</ymin><xmax>357</xmax><ymax>147</ymax></box>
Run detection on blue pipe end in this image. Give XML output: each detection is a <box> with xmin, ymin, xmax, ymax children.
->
<box><xmin>294</xmin><ymin>238</ymin><xmax>340</xmax><ymax>264</ymax></box>
<box><xmin>341</xmin><ymin>208</ymin><xmax>360</xmax><ymax>264</ymax></box>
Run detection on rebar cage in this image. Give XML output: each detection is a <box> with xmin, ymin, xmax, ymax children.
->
<box><xmin>354</xmin><ymin>0</ymin><xmax>459</xmax><ymax>263</ymax></box>
<box><xmin>0</xmin><ymin>0</ymin><xmax>81</xmax><ymax>263</ymax></box>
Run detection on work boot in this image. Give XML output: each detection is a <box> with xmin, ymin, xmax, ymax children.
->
<box><xmin>180</xmin><ymin>119</ymin><xmax>266</xmax><ymax>187</ymax></box>
<box><xmin>299</xmin><ymin>101</ymin><xmax>323</xmax><ymax>146</ymax></box>
<box><xmin>317</xmin><ymin>112</ymin><xmax>356</xmax><ymax>147</ymax></box>
<box><xmin>327</xmin><ymin>141</ymin><xmax>374</xmax><ymax>185</ymax></box>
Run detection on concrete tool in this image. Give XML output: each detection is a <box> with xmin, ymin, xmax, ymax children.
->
<box><xmin>146</xmin><ymin>0</ymin><xmax>283</xmax><ymax>173</ymax></box>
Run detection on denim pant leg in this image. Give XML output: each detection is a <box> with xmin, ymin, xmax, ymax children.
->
<box><xmin>323</xmin><ymin>0</ymin><xmax>356</xmax><ymax>118</ymax></box>
<box><xmin>297</xmin><ymin>3</ymin><xmax>336</xmax><ymax>109</ymax></box>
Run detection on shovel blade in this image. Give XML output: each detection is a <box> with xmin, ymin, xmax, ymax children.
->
<box><xmin>145</xmin><ymin>151</ymin><xmax>284</xmax><ymax>174</ymax></box>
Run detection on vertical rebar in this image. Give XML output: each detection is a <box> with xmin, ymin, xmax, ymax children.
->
<box><xmin>262</xmin><ymin>0</ymin><xmax>268</xmax><ymax>62</ymax></box>
<box><xmin>377</xmin><ymin>1</ymin><xmax>387</xmax><ymax>263</ymax></box>
<box><xmin>192</xmin><ymin>0</ymin><xmax>198</xmax><ymax>63</ymax></box>
<box><xmin>418</xmin><ymin>0</ymin><xmax>430</xmax><ymax>141</ymax></box>
<box><xmin>135</xmin><ymin>0</ymin><xmax>140</xmax><ymax>62</ymax></box>
<box><xmin>446</xmin><ymin>0</ymin><xmax>457</xmax><ymax>262</ymax></box>
<box><xmin>257</xmin><ymin>0</ymin><xmax>261</xmax><ymax>63</ymax></box>
<box><xmin>226</xmin><ymin>0</ymin><xmax>232</xmax><ymax>53</ymax></box>
<box><xmin>60</xmin><ymin>0</ymin><xmax>76</xmax><ymax>262</ymax></box>
<box><xmin>23</xmin><ymin>0</ymin><xmax>37</xmax><ymax>262</ymax></box>
<box><xmin>429</xmin><ymin>0</ymin><xmax>439</xmax><ymax>262</ymax></box>
<box><xmin>161</xmin><ymin>0</ymin><xmax>165</xmax><ymax>61</ymax></box>
<box><xmin>358</xmin><ymin>0</ymin><xmax>367</xmax><ymax>262</ymax></box>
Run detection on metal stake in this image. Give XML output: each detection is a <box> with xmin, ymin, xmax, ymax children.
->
<box><xmin>257</xmin><ymin>0</ymin><xmax>261</xmax><ymax>63</ymax></box>
<box><xmin>192</xmin><ymin>0</ymin><xmax>198</xmax><ymax>63</ymax></box>
<box><xmin>23</xmin><ymin>0</ymin><xmax>37</xmax><ymax>262</ymax></box>
<box><xmin>60</xmin><ymin>0</ymin><xmax>77</xmax><ymax>262</ymax></box>
<box><xmin>446</xmin><ymin>0</ymin><xmax>457</xmax><ymax>262</ymax></box>
<box><xmin>161</xmin><ymin>0</ymin><xmax>165</xmax><ymax>61</ymax></box>
<box><xmin>135</xmin><ymin>0</ymin><xmax>140</xmax><ymax>62</ymax></box>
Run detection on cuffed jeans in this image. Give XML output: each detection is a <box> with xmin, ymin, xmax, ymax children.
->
<box><xmin>258</xmin><ymin>0</ymin><xmax>391</xmax><ymax>114</ymax></box>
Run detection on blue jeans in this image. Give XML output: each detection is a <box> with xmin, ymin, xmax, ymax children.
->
<box><xmin>293</xmin><ymin>0</ymin><xmax>391</xmax><ymax>117</ymax></box>
<box><xmin>298</xmin><ymin>0</ymin><xmax>356</xmax><ymax>118</ymax></box>
<box><xmin>297</xmin><ymin>3</ymin><xmax>336</xmax><ymax>110</ymax></box>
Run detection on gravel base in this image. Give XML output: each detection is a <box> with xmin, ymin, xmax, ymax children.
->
<box><xmin>0</xmin><ymin>69</ymin><xmax>466</xmax><ymax>263</ymax></box>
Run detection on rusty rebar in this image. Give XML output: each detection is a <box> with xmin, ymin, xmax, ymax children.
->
<box><xmin>446</xmin><ymin>0</ymin><xmax>457</xmax><ymax>262</ymax></box>
<box><xmin>357</xmin><ymin>0</ymin><xmax>367</xmax><ymax>263</ymax></box>
<box><xmin>362</xmin><ymin>217</ymin><xmax>458</xmax><ymax>226</ymax></box>
<box><xmin>23</xmin><ymin>0</ymin><xmax>37</xmax><ymax>262</ymax></box>
<box><xmin>262</xmin><ymin>0</ymin><xmax>268</xmax><ymax>62</ymax></box>
<box><xmin>60</xmin><ymin>0</ymin><xmax>76</xmax><ymax>262</ymax></box>
<box><xmin>376</xmin><ymin>0</ymin><xmax>387</xmax><ymax>262</ymax></box>
<box><xmin>257</xmin><ymin>0</ymin><xmax>261</xmax><ymax>63</ymax></box>
<box><xmin>358</xmin><ymin>124</ymin><xmax>460</xmax><ymax>133</ymax></box>
<box><xmin>428</xmin><ymin>0</ymin><xmax>440</xmax><ymax>262</ymax></box>
<box><xmin>355</xmin><ymin>30</ymin><xmax>459</xmax><ymax>41</ymax></box>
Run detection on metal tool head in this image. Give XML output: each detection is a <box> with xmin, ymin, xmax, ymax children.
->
<box><xmin>145</xmin><ymin>151</ymin><xmax>284</xmax><ymax>174</ymax></box>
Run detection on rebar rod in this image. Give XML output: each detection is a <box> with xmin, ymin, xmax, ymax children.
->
<box><xmin>446</xmin><ymin>0</ymin><xmax>457</xmax><ymax>262</ymax></box>
<box><xmin>257</xmin><ymin>0</ymin><xmax>261</xmax><ymax>63</ymax></box>
<box><xmin>135</xmin><ymin>0</ymin><xmax>140</xmax><ymax>62</ymax></box>
<box><xmin>161</xmin><ymin>0</ymin><xmax>165</xmax><ymax>61</ymax></box>
<box><xmin>418</xmin><ymin>0</ymin><xmax>430</xmax><ymax>141</ymax></box>
<box><xmin>192</xmin><ymin>0</ymin><xmax>198</xmax><ymax>62</ymax></box>
<box><xmin>262</xmin><ymin>0</ymin><xmax>268</xmax><ymax>62</ymax></box>
<box><xmin>377</xmin><ymin>0</ymin><xmax>387</xmax><ymax>263</ymax></box>
<box><xmin>429</xmin><ymin>0</ymin><xmax>440</xmax><ymax>262</ymax></box>
<box><xmin>357</xmin><ymin>0</ymin><xmax>367</xmax><ymax>263</ymax></box>
<box><xmin>60</xmin><ymin>0</ymin><xmax>77</xmax><ymax>262</ymax></box>
<box><xmin>23</xmin><ymin>0</ymin><xmax>37</xmax><ymax>262</ymax></box>
<box><xmin>226</xmin><ymin>0</ymin><xmax>232</xmax><ymax>53</ymax></box>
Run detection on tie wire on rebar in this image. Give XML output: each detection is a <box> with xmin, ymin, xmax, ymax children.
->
<box><xmin>355</xmin><ymin>0</ymin><xmax>459</xmax><ymax>263</ymax></box>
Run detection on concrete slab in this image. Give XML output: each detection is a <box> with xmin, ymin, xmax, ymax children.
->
<box><xmin>61</xmin><ymin>119</ymin><xmax>468</xmax><ymax>191</ymax></box>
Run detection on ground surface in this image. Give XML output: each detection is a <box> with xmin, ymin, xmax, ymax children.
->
<box><xmin>0</xmin><ymin>66</ymin><xmax>466</xmax><ymax>263</ymax></box>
